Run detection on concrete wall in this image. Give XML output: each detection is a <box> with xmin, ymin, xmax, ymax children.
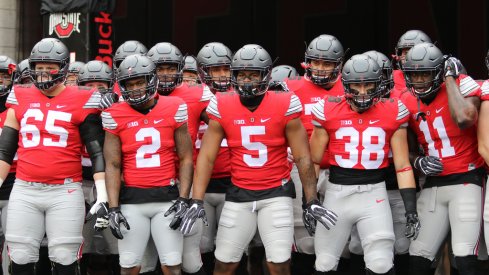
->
<box><xmin>0</xmin><ymin>0</ymin><xmax>19</xmax><ymax>61</ymax></box>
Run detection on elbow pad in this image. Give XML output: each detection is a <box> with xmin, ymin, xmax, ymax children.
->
<box><xmin>80</xmin><ymin>114</ymin><xmax>105</xmax><ymax>174</ymax></box>
<box><xmin>86</xmin><ymin>140</ymin><xmax>105</xmax><ymax>173</ymax></box>
<box><xmin>0</xmin><ymin>126</ymin><xmax>18</xmax><ymax>165</ymax></box>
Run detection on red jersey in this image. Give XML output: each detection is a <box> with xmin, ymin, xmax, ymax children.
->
<box><xmin>285</xmin><ymin>76</ymin><xmax>344</xmax><ymax>168</ymax></box>
<box><xmin>312</xmin><ymin>96</ymin><xmax>409</xmax><ymax>169</ymax></box>
<box><xmin>206</xmin><ymin>91</ymin><xmax>302</xmax><ymax>190</ymax></box>
<box><xmin>0</xmin><ymin>110</ymin><xmax>16</xmax><ymax>173</ymax></box>
<box><xmin>393</xmin><ymin>69</ymin><xmax>406</xmax><ymax>91</ymax></box>
<box><xmin>6</xmin><ymin>85</ymin><xmax>100</xmax><ymax>184</ymax></box>
<box><xmin>401</xmin><ymin>75</ymin><xmax>483</xmax><ymax>176</ymax></box>
<box><xmin>168</xmin><ymin>84</ymin><xmax>212</xmax><ymax>146</ymax></box>
<box><xmin>195</xmin><ymin>121</ymin><xmax>231</xmax><ymax>179</ymax></box>
<box><xmin>102</xmin><ymin>97</ymin><xmax>187</xmax><ymax>188</ymax></box>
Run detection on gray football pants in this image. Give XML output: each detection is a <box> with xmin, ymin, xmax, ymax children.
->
<box><xmin>290</xmin><ymin>165</ymin><xmax>328</xmax><ymax>254</ymax></box>
<box><xmin>6</xmin><ymin>179</ymin><xmax>85</xmax><ymax>265</ymax></box>
<box><xmin>409</xmin><ymin>184</ymin><xmax>482</xmax><ymax>261</ymax></box>
<box><xmin>315</xmin><ymin>181</ymin><xmax>395</xmax><ymax>273</ymax></box>
<box><xmin>350</xmin><ymin>189</ymin><xmax>410</xmax><ymax>255</ymax></box>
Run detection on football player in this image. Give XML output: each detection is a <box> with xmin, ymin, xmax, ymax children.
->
<box><xmin>77</xmin><ymin>60</ymin><xmax>120</xmax><ymax>274</ymax></box>
<box><xmin>393</xmin><ymin>30</ymin><xmax>432</xmax><ymax>91</ymax></box>
<box><xmin>65</xmin><ymin>61</ymin><xmax>85</xmax><ymax>86</ymax></box>
<box><xmin>269</xmin><ymin>65</ymin><xmax>298</xmax><ymax>92</ymax></box>
<box><xmin>183</xmin><ymin>56</ymin><xmax>200</xmax><ymax>85</ymax></box>
<box><xmin>180</xmin><ymin>44</ymin><xmax>337</xmax><ymax>275</ymax></box>
<box><xmin>103</xmin><ymin>54</ymin><xmax>193</xmax><ymax>275</ymax></box>
<box><xmin>147</xmin><ymin>42</ymin><xmax>212</xmax><ymax>275</ymax></box>
<box><xmin>310</xmin><ymin>54</ymin><xmax>418</xmax><ymax>275</ymax></box>
<box><xmin>285</xmin><ymin>34</ymin><xmax>346</xmax><ymax>275</ymax></box>
<box><xmin>400</xmin><ymin>43</ymin><xmax>483</xmax><ymax>275</ymax></box>
<box><xmin>0</xmin><ymin>55</ymin><xmax>16</xmax><ymax>275</ymax></box>
<box><xmin>195</xmin><ymin>42</ymin><xmax>235</xmax><ymax>275</ymax></box>
<box><xmin>14</xmin><ymin>59</ymin><xmax>31</xmax><ymax>85</ymax></box>
<box><xmin>347</xmin><ymin>50</ymin><xmax>412</xmax><ymax>275</ymax></box>
<box><xmin>0</xmin><ymin>38</ymin><xmax>107</xmax><ymax>275</ymax></box>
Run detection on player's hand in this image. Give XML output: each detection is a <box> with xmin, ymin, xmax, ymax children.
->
<box><xmin>164</xmin><ymin>197</ymin><xmax>189</xmax><ymax>230</ymax></box>
<box><xmin>405</xmin><ymin>212</ymin><xmax>421</xmax><ymax>240</ymax></box>
<box><xmin>88</xmin><ymin>202</ymin><xmax>109</xmax><ymax>231</ymax></box>
<box><xmin>414</xmin><ymin>156</ymin><xmax>443</xmax><ymax>176</ymax></box>
<box><xmin>108</xmin><ymin>207</ymin><xmax>130</xmax><ymax>239</ymax></box>
<box><xmin>302</xmin><ymin>199</ymin><xmax>338</xmax><ymax>236</ymax></box>
<box><xmin>179</xmin><ymin>199</ymin><xmax>208</xmax><ymax>235</ymax></box>
<box><xmin>444</xmin><ymin>56</ymin><xmax>463</xmax><ymax>79</ymax></box>
<box><xmin>99</xmin><ymin>92</ymin><xmax>119</xmax><ymax>109</ymax></box>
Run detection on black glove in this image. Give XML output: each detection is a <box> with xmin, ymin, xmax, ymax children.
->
<box><xmin>414</xmin><ymin>156</ymin><xmax>443</xmax><ymax>176</ymax></box>
<box><xmin>302</xmin><ymin>199</ymin><xmax>338</xmax><ymax>236</ymax></box>
<box><xmin>99</xmin><ymin>92</ymin><xmax>119</xmax><ymax>109</ymax></box>
<box><xmin>444</xmin><ymin>56</ymin><xmax>463</xmax><ymax>79</ymax></box>
<box><xmin>108</xmin><ymin>207</ymin><xmax>130</xmax><ymax>239</ymax></box>
<box><xmin>179</xmin><ymin>199</ymin><xmax>208</xmax><ymax>235</ymax></box>
<box><xmin>164</xmin><ymin>197</ymin><xmax>190</xmax><ymax>230</ymax></box>
<box><xmin>86</xmin><ymin>202</ymin><xmax>109</xmax><ymax>231</ymax></box>
<box><xmin>405</xmin><ymin>212</ymin><xmax>421</xmax><ymax>240</ymax></box>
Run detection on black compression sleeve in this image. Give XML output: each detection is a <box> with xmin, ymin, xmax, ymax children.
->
<box><xmin>80</xmin><ymin>114</ymin><xmax>105</xmax><ymax>174</ymax></box>
<box><xmin>0</xmin><ymin>126</ymin><xmax>18</xmax><ymax>165</ymax></box>
<box><xmin>399</xmin><ymin>188</ymin><xmax>417</xmax><ymax>215</ymax></box>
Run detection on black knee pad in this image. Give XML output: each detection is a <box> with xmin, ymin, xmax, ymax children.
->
<box><xmin>349</xmin><ymin>253</ymin><xmax>366</xmax><ymax>275</ymax></box>
<box><xmin>183</xmin><ymin>266</ymin><xmax>206</xmax><ymax>275</ymax></box>
<box><xmin>11</xmin><ymin>262</ymin><xmax>35</xmax><ymax>275</ymax></box>
<box><xmin>51</xmin><ymin>262</ymin><xmax>79</xmax><ymax>275</ymax></box>
<box><xmin>409</xmin><ymin>256</ymin><xmax>432</xmax><ymax>275</ymax></box>
<box><xmin>291</xmin><ymin>252</ymin><xmax>316</xmax><ymax>275</ymax></box>
<box><xmin>454</xmin><ymin>255</ymin><xmax>478</xmax><ymax>275</ymax></box>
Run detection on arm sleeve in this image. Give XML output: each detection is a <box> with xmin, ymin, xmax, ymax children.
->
<box><xmin>80</xmin><ymin>114</ymin><xmax>105</xmax><ymax>174</ymax></box>
<box><xmin>0</xmin><ymin>126</ymin><xmax>18</xmax><ymax>165</ymax></box>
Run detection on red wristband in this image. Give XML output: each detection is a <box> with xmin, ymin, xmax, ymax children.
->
<box><xmin>396</xmin><ymin>166</ymin><xmax>413</xmax><ymax>173</ymax></box>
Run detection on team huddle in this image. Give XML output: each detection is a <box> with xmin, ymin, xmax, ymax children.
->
<box><xmin>0</xmin><ymin>29</ymin><xmax>486</xmax><ymax>275</ymax></box>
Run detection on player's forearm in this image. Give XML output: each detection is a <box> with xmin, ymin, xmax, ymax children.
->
<box><xmin>192</xmin><ymin>154</ymin><xmax>215</xmax><ymax>200</ymax></box>
<box><xmin>178</xmin><ymin>157</ymin><xmax>193</xmax><ymax>199</ymax></box>
<box><xmin>0</xmin><ymin>161</ymin><xmax>11</xmax><ymax>186</ymax></box>
<box><xmin>446</xmin><ymin>77</ymin><xmax>478</xmax><ymax>129</ymax></box>
<box><xmin>105</xmin><ymin>164</ymin><xmax>121</xmax><ymax>208</ymax></box>
<box><xmin>296</xmin><ymin>156</ymin><xmax>318</xmax><ymax>203</ymax></box>
<box><xmin>396</xmin><ymin>169</ymin><xmax>416</xmax><ymax>189</ymax></box>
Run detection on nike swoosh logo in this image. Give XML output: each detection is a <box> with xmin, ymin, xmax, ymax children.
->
<box><xmin>154</xmin><ymin>119</ymin><xmax>164</xmax><ymax>124</ymax></box>
<box><xmin>436</xmin><ymin>107</ymin><xmax>444</xmax><ymax>113</ymax></box>
<box><xmin>261</xmin><ymin>118</ymin><xmax>271</xmax><ymax>123</ymax></box>
<box><xmin>376</xmin><ymin>199</ymin><xmax>385</xmax><ymax>203</ymax></box>
<box><xmin>369</xmin><ymin>120</ymin><xmax>380</xmax><ymax>124</ymax></box>
<box><xmin>56</xmin><ymin>105</ymin><xmax>66</xmax><ymax>109</ymax></box>
<box><xmin>67</xmin><ymin>189</ymin><xmax>76</xmax><ymax>194</ymax></box>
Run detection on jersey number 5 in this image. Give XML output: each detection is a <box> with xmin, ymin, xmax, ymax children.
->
<box><xmin>241</xmin><ymin>126</ymin><xmax>267</xmax><ymax>167</ymax></box>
